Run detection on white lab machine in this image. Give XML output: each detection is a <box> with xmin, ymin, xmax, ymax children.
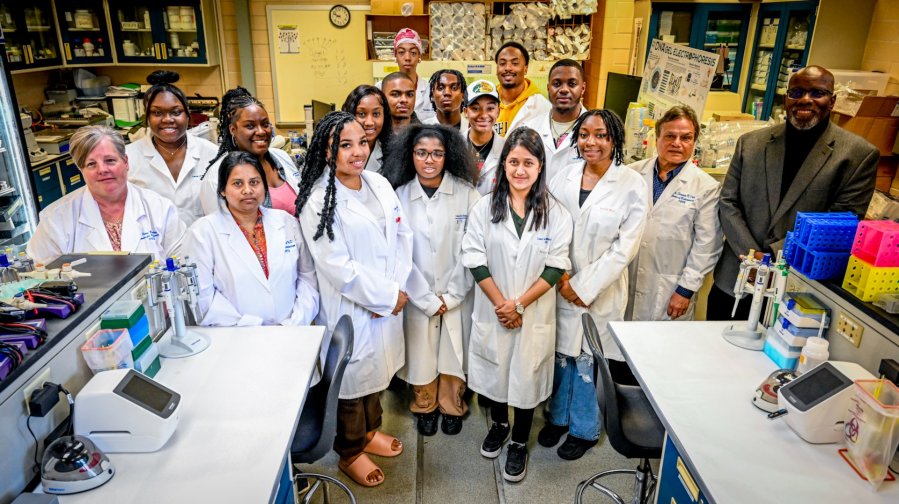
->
<box><xmin>74</xmin><ymin>369</ymin><xmax>181</xmax><ymax>453</ymax></box>
<box><xmin>777</xmin><ymin>361</ymin><xmax>874</xmax><ymax>444</ymax></box>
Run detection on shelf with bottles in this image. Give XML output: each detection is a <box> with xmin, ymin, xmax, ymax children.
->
<box><xmin>109</xmin><ymin>0</ymin><xmax>211</xmax><ymax>65</ymax></box>
<box><xmin>0</xmin><ymin>1</ymin><xmax>63</xmax><ymax>71</ymax></box>
<box><xmin>56</xmin><ymin>1</ymin><xmax>114</xmax><ymax>65</ymax></box>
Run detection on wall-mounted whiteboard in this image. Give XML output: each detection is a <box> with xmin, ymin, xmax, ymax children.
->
<box><xmin>267</xmin><ymin>5</ymin><xmax>372</xmax><ymax>124</ymax></box>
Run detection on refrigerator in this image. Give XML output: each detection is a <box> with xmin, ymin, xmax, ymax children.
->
<box><xmin>0</xmin><ymin>35</ymin><xmax>40</xmax><ymax>250</ymax></box>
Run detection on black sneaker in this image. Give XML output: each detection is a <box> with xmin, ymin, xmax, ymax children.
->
<box><xmin>480</xmin><ymin>422</ymin><xmax>510</xmax><ymax>458</ymax></box>
<box><xmin>557</xmin><ymin>435</ymin><xmax>598</xmax><ymax>460</ymax></box>
<box><xmin>441</xmin><ymin>414</ymin><xmax>463</xmax><ymax>435</ymax></box>
<box><xmin>537</xmin><ymin>423</ymin><xmax>568</xmax><ymax>447</ymax></box>
<box><xmin>503</xmin><ymin>442</ymin><xmax>528</xmax><ymax>482</ymax></box>
<box><xmin>416</xmin><ymin>411</ymin><xmax>440</xmax><ymax>436</ymax></box>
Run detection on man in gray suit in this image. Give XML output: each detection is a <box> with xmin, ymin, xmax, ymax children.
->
<box><xmin>707</xmin><ymin>65</ymin><xmax>879</xmax><ymax>320</ymax></box>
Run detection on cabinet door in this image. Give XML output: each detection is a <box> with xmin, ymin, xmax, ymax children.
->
<box><xmin>31</xmin><ymin>161</ymin><xmax>64</xmax><ymax>210</ymax></box>
<box><xmin>744</xmin><ymin>11</ymin><xmax>780</xmax><ymax>119</ymax></box>
<box><xmin>156</xmin><ymin>0</ymin><xmax>207</xmax><ymax>64</ymax></box>
<box><xmin>767</xmin><ymin>7</ymin><xmax>816</xmax><ymax>121</ymax></box>
<box><xmin>55</xmin><ymin>0</ymin><xmax>114</xmax><ymax>65</ymax></box>
<box><xmin>0</xmin><ymin>1</ymin><xmax>62</xmax><ymax>71</ymax></box>
<box><xmin>108</xmin><ymin>1</ymin><xmax>164</xmax><ymax>63</ymax></box>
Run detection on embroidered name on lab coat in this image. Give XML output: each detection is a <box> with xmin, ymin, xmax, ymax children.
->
<box><xmin>455</xmin><ymin>214</ymin><xmax>468</xmax><ymax>224</ymax></box>
<box><xmin>672</xmin><ymin>191</ymin><xmax>697</xmax><ymax>204</ymax></box>
<box><xmin>284</xmin><ymin>239</ymin><xmax>297</xmax><ymax>253</ymax></box>
<box><xmin>140</xmin><ymin>230</ymin><xmax>160</xmax><ymax>240</ymax></box>
<box><xmin>394</xmin><ymin>204</ymin><xmax>401</xmax><ymax>223</ymax></box>
<box><xmin>537</xmin><ymin>236</ymin><xmax>552</xmax><ymax>244</ymax></box>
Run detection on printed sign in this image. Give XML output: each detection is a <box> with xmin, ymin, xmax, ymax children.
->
<box><xmin>638</xmin><ymin>40</ymin><xmax>719</xmax><ymax>120</ymax></box>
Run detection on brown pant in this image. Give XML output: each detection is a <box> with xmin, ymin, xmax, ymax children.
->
<box><xmin>410</xmin><ymin>374</ymin><xmax>468</xmax><ymax>416</ymax></box>
<box><xmin>334</xmin><ymin>392</ymin><xmax>383</xmax><ymax>459</ymax></box>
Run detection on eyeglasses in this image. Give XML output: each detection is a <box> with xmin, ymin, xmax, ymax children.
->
<box><xmin>413</xmin><ymin>149</ymin><xmax>445</xmax><ymax>161</ymax></box>
<box><xmin>785</xmin><ymin>88</ymin><xmax>833</xmax><ymax>100</ymax></box>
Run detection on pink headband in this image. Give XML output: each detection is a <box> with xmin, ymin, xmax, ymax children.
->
<box><xmin>394</xmin><ymin>28</ymin><xmax>422</xmax><ymax>51</ymax></box>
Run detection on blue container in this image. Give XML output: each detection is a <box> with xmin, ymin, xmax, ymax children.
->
<box><xmin>791</xmin><ymin>244</ymin><xmax>850</xmax><ymax>280</ymax></box>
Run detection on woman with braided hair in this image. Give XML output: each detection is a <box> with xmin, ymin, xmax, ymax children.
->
<box><xmin>295</xmin><ymin>111</ymin><xmax>413</xmax><ymax>488</ymax></box>
<box><xmin>199</xmin><ymin>86</ymin><xmax>301</xmax><ymax>215</ymax></box>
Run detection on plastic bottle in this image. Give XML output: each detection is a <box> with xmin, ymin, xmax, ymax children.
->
<box><xmin>643</xmin><ymin>119</ymin><xmax>657</xmax><ymax>159</ymax></box>
<box><xmin>797</xmin><ymin>337</ymin><xmax>830</xmax><ymax>374</ymax></box>
<box><xmin>17</xmin><ymin>252</ymin><xmax>34</xmax><ymax>272</ymax></box>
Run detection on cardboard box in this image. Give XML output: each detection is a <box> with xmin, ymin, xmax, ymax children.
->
<box><xmin>712</xmin><ymin>112</ymin><xmax>756</xmax><ymax>122</ymax></box>
<box><xmin>370</xmin><ymin>0</ymin><xmax>424</xmax><ymax>15</ymax></box>
<box><xmin>831</xmin><ymin>96</ymin><xmax>899</xmax><ymax>156</ymax></box>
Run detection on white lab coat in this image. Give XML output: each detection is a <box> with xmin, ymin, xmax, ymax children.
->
<box><xmin>625</xmin><ymin>158</ymin><xmax>723</xmax><ymax>321</ymax></box>
<box><xmin>27</xmin><ymin>183</ymin><xmax>185</xmax><ymax>265</ymax></box>
<box><xmin>511</xmin><ymin>104</ymin><xmax>586</xmax><ymax>183</ymax></box>
<box><xmin>462</xmin><ymin>129</ymin><xmax>506</xmax><ymax>196</ymax></box>
<box><xmin>299</xmin><ymin>170</ymin><xmax>413</xmax><ymax>399</ymax></box>
<box><xmin>549</xmin><ymin>160</ymin><xmax>647</xmax><ymax>361</ymax></box>
<box><xmin>461</xmin><ymin>195</ymin><xmax>573</xmax><ymax>409</ymax></box>
<box><xmin>396</xmin><ymin>174</ymin><xmax>480</xmax><ymax>384</ymax></box>
<box><xmin>364</xmin><ymin>140</ymin><xmax>384</xmax><ymax>173</ymax></box>
<box><xmin>199</xmin><ymin>148</ymin><xmax>302</xmax><ymax>215</ymax></box>
<box><xmin>186</xmin><ymin>206</ymin><xmax>319</xmax><ymax>327</ymax></box>
<box><xmin>506</xmin><ymin>93</ymin><xmax>551</xmax><ymax>135</ymax></box>
<box><xmin>126</xmin><ymin>133</ymin><xmax>220</xmax><ymax>227</ymax></box>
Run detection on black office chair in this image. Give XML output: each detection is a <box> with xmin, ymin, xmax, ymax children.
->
<box><xmin>576</xmin><ymin>314</ymin><xmax>665</xmax><ymax>504</ymax></box>
<box><xmin>291</xmin><ymin>315</ymin><xmax>356</xmax><ymax>503</ymax></box>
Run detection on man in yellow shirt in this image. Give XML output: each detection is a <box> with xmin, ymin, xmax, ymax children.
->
<box><xmin>494</xmin><ymin>42</ymin><xmax>548</xmax><ymax>137</ymax></box>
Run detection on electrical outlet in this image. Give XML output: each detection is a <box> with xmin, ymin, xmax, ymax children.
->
<box><xmin>835</xmin><ymin>313</ymin><xmax>863</xmax><ymax>347</ymax></box>
<box><xmin>23</xmin><ymin>367</ymin><xmax>52</xmax><ymax>415</ymax></box>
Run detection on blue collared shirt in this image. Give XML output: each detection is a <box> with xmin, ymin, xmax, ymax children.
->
<box><xmin>653</xmin><ymin>159</ymin><xmax>687</xmax><ymax>204</ymax></box>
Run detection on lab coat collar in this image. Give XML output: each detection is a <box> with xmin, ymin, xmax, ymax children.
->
<box><xmin>536</xmin><ymin>105</ymin><xmax>586</xmax><ymax>154</ymax></box>
<box><xmin>408</xmin><ymin>172</ymin><xmax>456</xmax><ymax>201</ymax></box>
<box><xmin>652</xmin><ymin>158</ymin><xmax>697</xmax><ymax>210</ymax></box>
<box><xmin>78</xmin><ymin>183</ymin><xmax>149</xmax><ymax>251</ymax></box>
<box><xmin>569</xmin><ymin>160</ymin><xmax>625</xmax><ymax>214</ymax></box>
<box><xmin>137</xmin><ymin>133</ymin><xmax>202</xmax><ymax>189</ymax></box>
<box><xmin>216</xmin><ymin>206</ymin><xmax>283</xmax><ymax>291</ymax></box>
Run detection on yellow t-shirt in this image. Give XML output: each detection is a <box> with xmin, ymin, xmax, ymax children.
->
<box><xmin>496</xmin><ymin>79</ymin><xmax>542</xmax><ymax>137</ymax></box>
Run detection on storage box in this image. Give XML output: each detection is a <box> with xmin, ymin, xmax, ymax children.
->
<box><xmin>370</xmin><ymin>0</ymin><xmax>423</xmax><ymax>15</ymax></box>
<box><xmin>81</xmin><ymin>328</ymin><xmax>133</xmax><ymax>374</ymax></box>
<box><xmin>101</xmin><ymin>299</ymin><xmax>145</xmax><ymax>329</ymax></box>
<box><xmin>831</xmin><ymin>96</ymin><xmax>899</xmax><ymax>156</ymax></box>
<box><xmin>711</xmin><ymin>112</ymin><xmax>756</xmax><ymax>122</ymax></box>
<box><xmin>877</xmin><ymin>156</ymin><xmax>898</xmax><ymax>192</ymax></box>
<box><xmin>842</xmin><ymin>255</ymin><xmax>899</xmax><ymax>302</ymax></box>
<box><xmin>831</xmin><ymin>69</ymin><xmax>891</xmax><ymax>97</ymax></box>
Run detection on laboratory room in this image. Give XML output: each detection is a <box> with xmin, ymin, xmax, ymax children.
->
<box><xmin>3</xmin><ymin>0</ymin><xmax>899</xmax><ymax>503</ymax></box>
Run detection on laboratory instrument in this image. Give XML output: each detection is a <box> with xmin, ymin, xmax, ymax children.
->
<box><xmin>40</xmin><ymin>435</ymin><xmax>114</xmax><ymax>494</ymax></box>
<box><xmin>74</xmin><ymin>368</ymin><xmax>181</xmax><ymax>453</ymax></box>
<box><xmin>723</xmin><ymin>251</ymin><xmax>786</xmax><ymax>350</ymax></box>
<box><xmin>752</xmin><ymin>368</ymin><xmax>797</xmax><ymax>413</ymax></box>
<box><xmin>145</xmin><ymin>257</ymin><xmax>208</xmax><ymax>358</ymax></box>
<box><xmin>777</xmin><ymin>360</ymin><xmax>874</xmax><ymax>444</ymax></box>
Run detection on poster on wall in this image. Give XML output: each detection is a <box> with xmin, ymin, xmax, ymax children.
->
<box><xmin>638</xmin><ymin>39</ymin><xmax>719</xmax><ymax>119</ymax></box>
<box><xmin>278</xmin><ymin>25</ymin><xmax>299</xmax><ymax>54</ymax></box>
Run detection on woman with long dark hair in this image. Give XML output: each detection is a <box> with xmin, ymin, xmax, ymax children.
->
<box><xmin>199</xmin><ymin>86</ymin><xmax>301</xmax><ymax>215</ymax></box>
<box><xmin>461</xmin><ymin>127</ymin><xmax>572</xmax><ymax>482</ymax></box>
<box><xmin>342</xmin><ymin>85</ymin><xmax>392</xmax><ymax>173</ymax></box>
<box><xmin>185</xmin><ymin>151</ymin><xmax>319</xmax><ymax>327</ymax></box>
<box><xmin>295</xmin><ymin>111</ymin><xmax>413</xmax><ymax>488</ymax></box>
<box><xmin>383</xmin><ymin>124</ymin><xmax>480</xmax><ymax>437</ymax></box>
<box><xmin>539</xmin><ymin>109</ymin><xmax>647</xmax><ymax>460</ymax></box>
<box><xmin>127</xmin><ymin>70</ymin><xmax>219</xmax><ymax>226</ymax></box>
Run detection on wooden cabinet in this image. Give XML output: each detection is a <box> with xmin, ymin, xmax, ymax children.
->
<box><xmin>108</xmin><ymin>0</ymin><xmax>217</xmax><ymax>66</ymax></box>
<box><xmin>56</xmin><ymin>0</ymin><xmax>115</xmax><ymax>65</ymax></box>
<box><xmin>0</xmin><ymin>0</ymin><xmax>63</xmax><ymax>72</ymax></box>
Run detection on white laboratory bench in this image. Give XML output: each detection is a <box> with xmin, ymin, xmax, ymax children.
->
<box><xmin>608</xmin><ymin>320</ymin><xmax>899</xmax><ymax>504</ymax></box>
<box><xmin>57</xmin><ymin>325</ymin><xmax>325</xmax><ymax>504</ymax></box>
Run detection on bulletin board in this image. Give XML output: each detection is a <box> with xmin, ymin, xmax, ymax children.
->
<box><xmin>267</xmin><ymin>5</ymin><xmax>372</xmax><ymax>124</ymax></box>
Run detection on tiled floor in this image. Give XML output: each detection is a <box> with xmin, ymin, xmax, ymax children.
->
<box><xmin>296</xmin><ymin>387</ymin><xmax>656</xmax><ymax>503</ymax></box>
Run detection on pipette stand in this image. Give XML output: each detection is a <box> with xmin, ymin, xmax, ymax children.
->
<box><xmin>147</xmin><ymin>257</ymin><xmax>209</xmax><ymax>358</ymax></box>
<box><xmin>723</xmin><ymin>251</ymin><xmax>779</xmax><ymax>351</ymax></box>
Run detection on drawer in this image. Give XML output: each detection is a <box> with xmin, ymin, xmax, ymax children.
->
<box><xmin>59</xmin><ymin>157</ymin><xmax>85</xmax><ymax>193</ymax></box>
<box><xmin>32</xmin><ymin>163</ymin><xmax>64</xmax><ymax>210</ymax></box>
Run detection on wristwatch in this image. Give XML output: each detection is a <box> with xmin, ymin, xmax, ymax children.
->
<box><xmin>515</xmin><ymin>299</ymin><xmax>524</xmax><ymax>315</ymax></box>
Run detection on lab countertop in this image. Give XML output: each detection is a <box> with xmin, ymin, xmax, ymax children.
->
<box><xmin>608</xmin><ymin>320</ymin><xmax>899</xmax><ymax>504</ymax></box>
<box><xmin>58</xmin><ymin>325</ymin><xmax>325</xmax><ymax>503</ymax></box>
<box><xmin>0</xmin><ymin>254</ymin><xmax>151</xmax><ymax>400</ymax></box>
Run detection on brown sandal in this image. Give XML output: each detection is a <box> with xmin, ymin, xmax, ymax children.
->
<box><xmin>339</xmin><ymin>453</ymin><xmax>384</xmax><ymax>487</ymax></box>
<box><xmin>364</xmin><ymin>431</ymin><xmax>403</xmax><ymax>457</ymax></box>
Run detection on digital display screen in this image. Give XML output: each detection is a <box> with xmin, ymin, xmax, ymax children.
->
<box><xmin>790</xmin><ymin>367</ymin><xmax>845</xmax><ymax>405</ymax></box>
<box><xmin>121</xmin><ymin>374</ymin><xmax>172</xmax><ymax>414</ymax></box>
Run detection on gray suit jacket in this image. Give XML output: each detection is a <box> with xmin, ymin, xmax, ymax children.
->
<box><xmin>713</xmin><ymin>121</ymin><xmax>879</xmax><ymax>292</ymax></box>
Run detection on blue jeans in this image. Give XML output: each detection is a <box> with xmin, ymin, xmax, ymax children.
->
<box><xmin>545</xmin><ymin>352</ymin><xmax>600</xmax><ymax>441</ymax></box>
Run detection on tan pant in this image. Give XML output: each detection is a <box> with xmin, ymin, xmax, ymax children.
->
<box><xmin>410</xmin><ymin>374</ymin><xmax>468</xmax><ymax>416</ymax></box>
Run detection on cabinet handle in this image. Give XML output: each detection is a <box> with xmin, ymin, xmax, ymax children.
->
<box><xmin>162</xmin><ymin>42</ymin><xmax>168</xmax><ymax>60</ymax></box>
<box><xmin>25</xmin><ymin>46</ymin><xmax>32</xmax><ymax>65</ymax></box>
<box><xmin>154</xmin><ymin>43</ymin><xmax>160</xmax><ymax>59</ymax></box>
<box><xmin>64</xmin><ymin>43</ymin><xmax>72</xmax><ymax>61</ymax></box>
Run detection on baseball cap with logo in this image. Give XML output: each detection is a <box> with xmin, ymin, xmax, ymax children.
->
<box><xmin>466</xmin><ymin>79</ymin><xmax>500</xmax><ymax>105</ymax></box>
<box><xmin>393</xmin><ymin>28</ymin><xmax>422</xmax><ymax>52</ymax></box>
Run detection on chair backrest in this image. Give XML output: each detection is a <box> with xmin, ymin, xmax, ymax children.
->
<box><xmin>291</xmin><ymin>315</ymin><xmax>354</xmax><ymax>462</ymax></box>
<box><xmin>582</xmin><ymin>313</ymin><xmax>618</xmax><ymax>430</ymax></box>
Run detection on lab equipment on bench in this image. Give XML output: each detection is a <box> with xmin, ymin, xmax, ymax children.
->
<box><xmin>723</xmin><ymin>251</ymin><xmax>786</xmax><ymax>350</ymax></box>
<box><xmin>145</xmin><ymin>257</ymin><xmax>208</xmax><ymax>358</ymax></box>
<box><xmin>40</xmin><ymin>435</ymin><xmax>114</xmax><ymax>494</ymax></box>
<box><xmin>777</xmin><ymin>361</ymin><xmax>874</xmax><ymax>444</ymax></box>
<box><xmin>74</xmin><ymin>368</ymin><xmax>181</xmax><ymax>453</ymax></box>
<box><xmin>844</xmin><ymin>379</ymin><xmax>899</xmax><ymax>489</ymax></box>
<box><xmin>752</xmin><ymin>368</ymin><xmax>797</xmax><ymax>413</ymax></box>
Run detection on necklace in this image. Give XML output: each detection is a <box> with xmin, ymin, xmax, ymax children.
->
<box><xmin>468</xmin><ymin>136</ymin><xmax>492</xmax><ymax>157</ymax></box>
<box><xmin>153</xmin><ymin>136</ymin><xmax>187</xmax><ymax>158</ymax></box>
<box><xmin>549</xmin><ymin>113</ymin><xmax>577</xmax><ymax>142</ymax></box>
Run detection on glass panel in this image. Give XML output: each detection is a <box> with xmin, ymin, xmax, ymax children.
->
<box><xmin>0</xmin><ymin>58</ymin><xmax>37</xmax><ymax>247</ymax></box>
<box><xmin>114</xmin><ymin>5</ymin><xmax>158</xmax><ymax>59</ymax></box>
<box><xmin>23</xmin><ymin>3</ymin><xmax>58</xmax><ymax>63</ymax></box>
<box><xmin>770</xmin><ymin>11</ymin><xmax>813</xmax><ymax>121</ymax></box>
<box><xmin>655</xmin><ymin>10</ymin><xmax>692</xmax><ymax>46</ymax></box>
<box><xmin>745</xmin><ymin>14</ymin><xmax>780</xmax><ymax>118</ymax></box>
<box><xmin>705</xmin><ymin>13</ymin><xmax>743</xmax><ymax>91</ymax></box>
<box><xmin>60</xmin><ymin>2</ymin><xmax>110</xmax><ymax>59</ymax></box>
<box><xmin>163</xmin><ymin>5</ymin><xmax>201</xmax><ymax>60</ymax></box>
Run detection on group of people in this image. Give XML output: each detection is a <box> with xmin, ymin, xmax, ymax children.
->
<box><xmin>25</xmin><ymin>26</ymin><xmax>880</xmax><ymax>490</ymax></box>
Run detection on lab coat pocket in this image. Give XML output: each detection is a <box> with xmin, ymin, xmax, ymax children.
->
<box><xmin>470</xmin><ymin>321</ymin><xmax>499</xmax><ymax>365</ymax></box>
<box><xmin>527</xmin><ymin>324</ymin><xmax>555</xmax><ymax>372</ymax></box>
<box><xmin>347</xmin><ymin>315</ymin><xmax>376</xmax><ymax>375</ymax></box>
